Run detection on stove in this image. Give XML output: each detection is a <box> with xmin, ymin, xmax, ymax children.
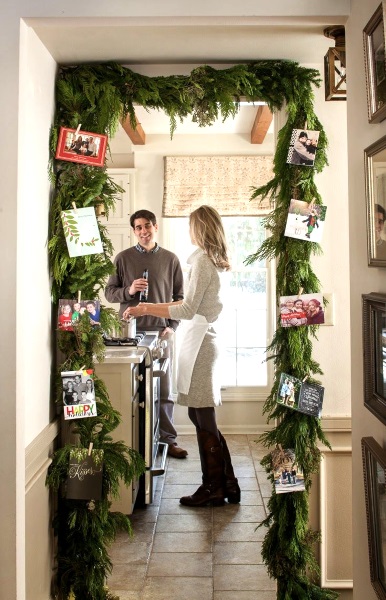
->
<box><xmin>103</xmin><ymin>332</ymin><xmax>145</xmax><ymax>346</ymax></box>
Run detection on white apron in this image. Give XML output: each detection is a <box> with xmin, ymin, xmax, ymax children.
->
<box><xmin>177</xmin><ymin>314</ymin><xmax>211</xmax><ymax>395</ymax></box>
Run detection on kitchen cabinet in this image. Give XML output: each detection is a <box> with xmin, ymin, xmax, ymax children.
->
<box><xmin>95</xmin><ymin>355</ymin><xmax>141</xmax><ymax>514</ymax></box>
<box><xmin>99</xmin><ymin>168</ymin><xmax>136</xmax><ymax>309</ymax></box>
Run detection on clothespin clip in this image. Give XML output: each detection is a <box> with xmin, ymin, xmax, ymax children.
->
<box><xmin>75</xmin><ymin>124</ymin><xmax>82</xmax><ymax>136</ymax></box>
<box><xmin>298</xmin><ymin>287</ymin><xmax>303</xmax><ymax>297</ymax></box>
<box><xmin>302</xmin><ymin>375</ymin><xmax>308</xmax><ymax>382</ymax></box>
<box><xmin>79</xmin><ymin>365</ymin><xmax>86</xmax><ymax>375</ymax></box>
<box><xmin>72</xmin><ymin>202</ymin><xmax>77</xmax><ymax>213</ymax></box>
<box><xmin>77</xmin><ymin>290</ymin><xmax>81</xmax><ymax>303</ymax></box>
<box><xmin>88</xmin><ymin>442</ymin><xmax>93</xmax><ymax>456</ymax></box>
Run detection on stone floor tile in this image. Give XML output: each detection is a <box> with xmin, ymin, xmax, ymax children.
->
<box><xmin>214</xmin><ymin>564</ymin><xmax>276</xmax><ymax>591</ymax></box>
<box><xmin>161</xmin><ymin>483</ymin><xmax>204</xmax><ymax>498</ymax></box>
<box><xmin>152</xmin><ymin>531</ymin><xmax>212</xmax><ymax>553</ymax></box>
<box><xmin>108</xmin><ymin>540</ymin><xmax>152</xmax><ymax>564</ymax></box>
<box><xmin>129</xmin><ymin>505</ymin><xmax>159</xmax><ymax>523</ymax></box>
<box><xmin>213</xmin><ymin>541</ymin><xmax>263</xmax><ymax>564</ymax></box>
<box><xmin>107</xmin><ymin>563</ymin><xmax>147</xmax><ymax>591</ymax></box>
<box><xmin>165</xmin><ymin>470</ymin><xmax>202</xmax><ymax>485</ymax></box>
<box><xmin>239</xmin><ymin>477</ymin><xmax>259</xmax><ymax>491</ymax></box>
<box><xmin>142</xmin><ymin>576</ymin><xmax>213</xmax><ymax>600</ymax></box>
<box><xmin>166</xmin><ymin>458</ymin><xmax>201</xmax><ymax>472</ymax></box>
<box><xmin>233</xmin><ymin>490</ymin><xmax>264</xmax><ymax>505</ymax></box>
<box><xmin>213</xmin><ymin>521</ymin><xmax>265</xmax><ymax>542</ymax></box>
<box><xmin>147</xmin><ymin>552</ymin><xmax>212</xmax><ymax>577</ymax></box>
<box><xmin>156</xmin><ymin>513</ymin><xmax>212</xmax><ymax>533</ymax></box>
<box><xmin>213</xmin><ymin>503</ymin><xmax>266</xmax><ymax>523</ymax></box>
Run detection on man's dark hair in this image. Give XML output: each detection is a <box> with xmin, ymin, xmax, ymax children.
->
<box><xmin>375</xmin><ymin>203</ymin><xmax>386</xmax><ymax>221</ymax></box>
<box><xmin>130</xmin><ymin>210</ymin><xmax>157</xmax><ymax>229</ymax></box>
<box><xmin>299</xmin><ymin>131</ymin><xmax>308</xmax><ymax>139</ymax></box>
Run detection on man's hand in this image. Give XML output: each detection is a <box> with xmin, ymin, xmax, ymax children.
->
<box><xmin>128</xmin><ymin>277</ymin><xmax>148</xmax><ymax>296</ymax></box>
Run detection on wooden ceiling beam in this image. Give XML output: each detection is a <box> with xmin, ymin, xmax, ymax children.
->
<box><xmin>121</xmin><ymin>113</ymin><xmax>146</xmax><ymax>145</ymax></box>
<box><xmin>250</xmin><ymin>105</ymin><xmax>273</xmax><ymax>144</ymax></box>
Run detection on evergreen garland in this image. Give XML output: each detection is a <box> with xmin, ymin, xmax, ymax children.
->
<box><xmin>47</xmin><ymin>60</ymin><xmax>337</xmax><ymax>599</ymax></box>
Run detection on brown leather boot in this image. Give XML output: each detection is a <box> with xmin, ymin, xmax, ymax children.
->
<box><xmin>180</xmin><ymin>430</ymin><xmax>225</xmax><ymax>507</ymax></box>
<box><xmin>218</xmin><ymin>431</ymin><xmax>241</xmax><ymax>504</ymax></box>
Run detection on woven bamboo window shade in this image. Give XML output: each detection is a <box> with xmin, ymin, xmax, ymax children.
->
<box><xmin>162</xmin><ymin>155</ymin><xmax>274</xmax><ymax>217</ymax></box>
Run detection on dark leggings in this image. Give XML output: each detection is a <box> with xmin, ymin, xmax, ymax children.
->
<box><xmin>188</xmin><ymin>407</ymin><xmax>219</xmax><ymax>439</ymax></box>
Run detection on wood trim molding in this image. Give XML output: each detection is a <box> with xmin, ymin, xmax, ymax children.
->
<box><xmin>25</xmin><ymin>419</ymin><xmax>59</xmax><ymax>489</ymax></box>
<box><xmin>251</xmin><ymin>105</ymin><xmax>273</xmax><ymax>144</ymax></box>
<box><xmin>121</xmin><ymin>114</ymin><xmax>146</xmax><ymax>145</ymax></box>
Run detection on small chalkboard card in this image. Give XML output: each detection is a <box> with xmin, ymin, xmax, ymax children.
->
<box><xmin>66</xmin><ymin>448</ymin><xmax>103</xmax><ymax>501</ymax></box>
<box><xmin>277</xmin><ymin>372</ymin><xmax>324</xmax><ymax>418</ymax></box>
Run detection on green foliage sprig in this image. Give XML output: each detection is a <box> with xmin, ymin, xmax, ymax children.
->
<box><xmin>47</xmin><ymin>60</ymin><xmax>336</xmax><ymax>599</ymax></box>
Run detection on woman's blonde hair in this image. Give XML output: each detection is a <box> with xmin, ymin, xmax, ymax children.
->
<box><xmin>189</xmin><ymin>205</ymin><xmax>231</xmax><ymax>270</ymax></box>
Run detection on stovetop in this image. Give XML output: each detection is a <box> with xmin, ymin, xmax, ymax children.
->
<box><xmin>103</xmin><ymin>332</ymin><xmax>145</xmax><ymax>347</ymax></box>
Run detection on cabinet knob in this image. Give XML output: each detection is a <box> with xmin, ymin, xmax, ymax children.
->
<box><xmin>135</xmin><ymin>374</ymin><xmax>144</xmax><ymax>382</ymax></box>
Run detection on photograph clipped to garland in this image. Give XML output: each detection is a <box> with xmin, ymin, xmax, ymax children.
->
<box><xmin>277</xmin><ymin>372</ymin><xmax>325</xmax><ymax>418</ymax></box>
<box><xmin>271</xmin><ymin>447</ymin><xmax>305</xmax><ymax>494</ymax></box>
<box><xmin>57</xmin><ymin>299</ymin><xmax>101</xmax><ymax>330</ymax></box>
<box><xmin>55</xmin><ymin>126</ymin><xmax>108</xmax><ymax>167</ymax></box>
<box><xmin>280</xmin><ymin>292</ymin><xmax>325</xmax><ymax>327</ymax></box>
<box><xmin>286</xmin><ymin>128</ymin><xmax>320</xmax><ymax>166</ymax></box>
<box><xmin>66</xmin><ymin>447</ymin><xmax>103</xmax><ymax>501</ymax></box>
<box><xmin>61</xmin><ymin>369</ymin><xmax>97</xmax><ymax>420</ymax></box>
<box><xmin>284</xmin><ymin>199</ymin><xmax>327</xmax><ymax>242</ymax></box>
<box><xmin>61</xmin><ymin>207</ymin><xmax>104</xmax><ymax>258</ymax></box>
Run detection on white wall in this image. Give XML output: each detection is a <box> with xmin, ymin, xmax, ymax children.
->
<box><xmin>346</xmin><ymin>2</ymin><xmax>386</xmax><ymax>599</ymax></box>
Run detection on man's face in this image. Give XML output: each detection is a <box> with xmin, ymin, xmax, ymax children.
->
<box><xmin>132</xmin><ymin>218</ymin><xmax>158</xmax><ymax>250</ymax></box>
<box><xmin>86</xmin><ymin>303</ymin><xmax>95</xmax><ymax>314</ymax></box>
<box><xmin>299</xmin><ymin>135</ymin><xmax>307</xmax><ymax>143</ymax></box>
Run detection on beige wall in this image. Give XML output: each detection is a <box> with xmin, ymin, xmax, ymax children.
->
<box><xmin>346</xmin><ymin>2</ymin><xmax>386</xmax><ymax>599</ymax></box>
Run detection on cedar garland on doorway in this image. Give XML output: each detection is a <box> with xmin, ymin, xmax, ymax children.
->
<box><xmin>47</xmin><ymin>61</ymin><xmax>337</xmax><ymax>600</ymax></box>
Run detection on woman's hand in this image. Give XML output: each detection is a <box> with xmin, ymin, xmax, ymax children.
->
<box><xmin>123</xmin><ymin>303</ymin><xmax>148</xmax><ymax>319</ymax></box>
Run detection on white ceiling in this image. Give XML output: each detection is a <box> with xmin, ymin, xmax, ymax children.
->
<box><xmin>27</xmin><ymin>16</ymin><xmax>344</xmax><ymax>137</ymax></box>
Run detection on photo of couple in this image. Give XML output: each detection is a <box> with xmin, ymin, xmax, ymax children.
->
<box><xmin>286</xmin><ymin>128</ymin><xmax>320</xmax><ymax>167</ymax></box>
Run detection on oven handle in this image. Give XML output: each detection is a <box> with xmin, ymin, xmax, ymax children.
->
<box><xmin>151</xmin><ymin>441</ymin><xmax>168</xmax><ymax>476</ymax></box>
<box><xmin>153</xmin><ymin>357</ymin><xmax>169</xmax><ymax>378</ymax></box>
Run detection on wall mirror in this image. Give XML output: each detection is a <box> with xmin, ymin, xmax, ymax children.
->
<box><xmin>362</xmin><ymin>292</ymin><xmax>386</xmax><ymax>425</ymax></box>
<box><xmin>365</xmin><ymin>135</ymin><xmax>386</xmax><ymax>267</ymax></box>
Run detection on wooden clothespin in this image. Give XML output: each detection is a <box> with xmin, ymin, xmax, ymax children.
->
<box><xmin>88</xmin><ymin>442</ymin><xmax>93</xmax><ymax>456</ymax></box>
<box><xmin>79</xmin><ymin>365</ymin><xmax>86</xmax><ymax>372</ymax></box>
<box><xmin>302</xmin><ymin>375</ymin><xmax>308</xmax><ymax>382</ymax></box>
<box><xmin>72</xmin><ymin>202</ymin><xmax>77</xmax><ymax>213</ymax></box>
<box><xmin>77</xmin><ymin>290</ymin><xmax>81</xmax><ymax>303</ymax></box>
<box><xmin>298</xmin><ymin>287</ymin><xmax>303</xmax><ymax>297</ymax></box>
<box><xmin>75</xmin><ymin>123</ymin><xmax>82</xmax><ymax>136</ymax></box>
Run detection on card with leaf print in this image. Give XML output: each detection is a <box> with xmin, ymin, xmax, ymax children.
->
<box><xmin>61</xmin><ymin>207</ymin><xmax>103</xmax><ymax>257</ymax></box>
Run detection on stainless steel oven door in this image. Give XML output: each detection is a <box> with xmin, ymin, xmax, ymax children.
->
<box><xmin>144</xmin><ymin>356</ymin><xmax>169</xmax><ymax>504</ymax></box>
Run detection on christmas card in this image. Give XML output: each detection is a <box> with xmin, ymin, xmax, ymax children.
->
<box><xmin>277</xmin><ymin>372</ymin><xmax>324</xmax><ymax>418</ymax></box>
<box><xmin>284</xmin><ymin>199</ymin><xmax>327</xmax><ymax>243</ymax></box>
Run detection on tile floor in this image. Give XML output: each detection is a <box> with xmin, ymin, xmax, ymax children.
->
<box><xmin>107</xmin><ymin>434</ymin><xmax>277</xmax><ymax>600</ymax></box>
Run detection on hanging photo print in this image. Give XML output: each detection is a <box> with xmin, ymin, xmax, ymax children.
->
<box><xmin>271</xmin><ymin>447</ymin><xmax>305</xmax><ymax>494</ymax></box>
<box><xmin>57</xmin><ymin>299</ymin><xmax>101</xmax><ymax>331</ymax></box>
<box><xmin>61</xmin><ymin>369</ymin><xmax>97</xmax><ymax>420</ymax></box>
<box><xmin>61</xmin><ymin>207</ymin><xmax>103</xmax><ymax>258</ymax></box>
<box><xmin>55</xmin><ymin>126</ymin><xmax>107</xmax><ymax>167</ymax></box>
<box><xmin>66</xmin><ymin>448</ymin><xmax>103</xmax><ymax>501</ymax></box>
<box><xmin>280</xmin><ymin>292</ymin><xmax>325</xmax><ymax>327</ymax></box>
<box><xmin>284</xmin><ymin>199</ymin><xmax>327</xmax><ymax>243</ymax></box>
<box><xmin>277</xmin><ymin>372</ymin><xmax>324</xmax><ymax>418</ymax></box>
<box><xmin>286</xmin><ymin>128</ymin><xmax>320</xmax><ymax>167</ymax></box>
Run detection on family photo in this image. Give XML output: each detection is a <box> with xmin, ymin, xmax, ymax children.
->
<box><xmin>277</xmin><ymin>372</ymin><xmax>325</xmax><ymax>418</ymax></box>
<box><xmin>61</xmin><ymin>369</ymin><xmax>96</xmax><ymax>406</ymax></box>
<box><xmin>279</xmin><ymin>292</ymin><xmax>325</xmax><ymax>327</ymax></box>
<box><xmin>57</xmin><ymin>299</ymin><xmax>101</xmax><ymax>331</ymax></box>
<box><xmin>271</xmin><ymin>448</ymin><xmax>305</xmax><ymax>494</ymax></box>
<box><xmin>55</xmin><ymin>126</ymin><xmax>108</xmax><ymax>167</ymax></box>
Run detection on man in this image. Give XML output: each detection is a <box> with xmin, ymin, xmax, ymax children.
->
<box><xmin>374</xmin><ymin>203</ymin><xmax>386</xmax><ymax>260</ymax></box>
<box><xmin>105</xmin><ymin>209</ymin><xmax>187</xmax><ymax>458</ymax></box>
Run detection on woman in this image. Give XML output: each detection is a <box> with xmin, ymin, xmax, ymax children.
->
<box><xmin>124</xmin><ymin>205</ymin><xmax>240</xmax><ymax>507</ymax></box>
<box><xmin>63</xmin><ymin>380</ymin><xmax>76</xmax><ymax>405</ymax></box>
<box><xmin>85</xmin><ymin>378</ymin><xmax>95</xmax><ymax>401</ymax></box>
<box><xmin>307</xmin><ymin>298</ymin><xmax>325</xmax><ymax>325</ymax></box>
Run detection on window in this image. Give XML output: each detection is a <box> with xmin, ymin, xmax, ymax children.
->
<box><xmin>164</xmin><ymin>216</ymin><xmax>274</xmax><ymax>400</ymax></box>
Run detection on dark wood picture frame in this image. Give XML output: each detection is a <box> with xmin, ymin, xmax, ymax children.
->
<box><xmin>364</xmin><ymin>135</ymin><xmax>386</xmax><ymax>267</ymax></box>
<box><xmin>362</xmin><ymin>436</ymin><xmax>386</xmax><ymax>600</ymax></box>
<box><xmin>363</xmin><ymin>293</ymin><xmax>386</xmax><ymax>424</ymax></box>
<box><xmin>55</xmin><ymin>126</ymin><xmax>108</xmax><ymax>167</ymax></box>
<box><xmin>364</xmin><ymin>3</ymin><xmax>386</xmax><ymax>124</ymax></box>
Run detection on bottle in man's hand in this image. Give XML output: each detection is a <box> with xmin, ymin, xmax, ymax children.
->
<box><xmin>139</xmin><ymin>269</ymin><xmax>148</xmax><ymax>302</ymax></box>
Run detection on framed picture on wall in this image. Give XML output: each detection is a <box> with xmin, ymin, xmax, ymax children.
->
<box><xmin>364</xmin><ymin>135</ymin><xmax>386</xmax><ymax>267</ymax></box>
<box><xmin>361</xmin><ymin>436</ymin><xmax>386</xmax><ymax>599</ymax></box>
<box><xmin>364</xmin><ymin>3</ymin><xmax>386</xmax><ymax>123</ymax></box>
<box><xmin>362</xmin><ymin>293</ymin><xmax>386</xmax><ymax>425</ymax></box>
